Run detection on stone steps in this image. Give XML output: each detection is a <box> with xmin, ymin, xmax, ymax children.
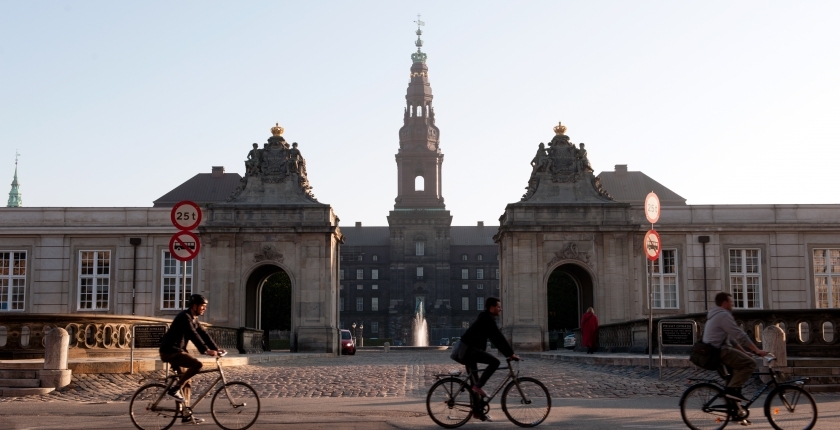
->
<box><xmin>0</xmin><ymin>378</ymin><xmax>40</xmax><ymax>388</ymax></box>
<box><xmin>0</xmin><ymin>387</ymin><xmax>54</xmax><ymax>396</ymax></box>
<box><xmin>0</xmin><ymin>363</ymin><xmax>46</xmax><ymax>397</ymax></box>
<box><xmin>784</xmin><ymin>358</ymin><xmax>840</xmax><ymax>392</ymax></box>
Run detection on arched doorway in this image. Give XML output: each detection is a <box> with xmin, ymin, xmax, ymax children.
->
<box><xmin>546</xmin><ymin>263</ymin><xmax>594</xmax><ymax>332</ymax></box>
<box><xmin>244</xmin><ymin>264</ymin><xmax>292</xmax><ymax>330</ymax></box>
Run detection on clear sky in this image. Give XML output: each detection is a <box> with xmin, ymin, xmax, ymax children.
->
<box><xmin>2</xmin><ymin>1</ymin><xmax>839</xmax><ymax>226</ymax></box>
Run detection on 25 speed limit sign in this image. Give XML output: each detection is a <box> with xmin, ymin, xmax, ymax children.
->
<box><xmin>171</xmin><ymin>200</ymin><xmax>202</xmax><ymax>231</ymax></box>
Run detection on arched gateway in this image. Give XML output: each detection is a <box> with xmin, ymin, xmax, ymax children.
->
<box><xmin>495</xmin><ymin>122</ymin><xmax>634</xmax><ymax>351</ymax></box>
<box><xmin>201</xmin><ymin>124</ymin><xmax>343</xmax><ymax>353</ymax></box>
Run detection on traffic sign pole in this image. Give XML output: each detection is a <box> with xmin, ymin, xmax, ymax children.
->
<box><xmin>644</xmin><ymin>192</ymin><xmax>661</xmax><ymax>370</ymax></box>
<box><xmin>169</xmin><ymin>201</ymin><xmax>201</xmax><ymax>311</ymax></box>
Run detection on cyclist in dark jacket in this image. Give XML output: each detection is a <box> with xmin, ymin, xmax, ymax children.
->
<box><xmin>159</xmin><ymin>294</ymin><xmax>225</xmax><ymax>423</ymax></box>
<box><xmin>458</xmin><ymin>296</ymin><xmax>520</xmax><ymax>421</ymax></box>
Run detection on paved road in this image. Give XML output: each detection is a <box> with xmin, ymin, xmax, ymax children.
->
<box><xmin>1</xmin><ymin>350</ymin><xmax>838</xmax><ymax>429</ymax></box>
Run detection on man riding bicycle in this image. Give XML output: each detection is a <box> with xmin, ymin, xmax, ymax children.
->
<box><xmin>456</xmin><ymin>296</ymin><xmax>520</xmax><ymax>422</ymax></box>
<box><xmin>703</xmin><ymin>292</ymin><xmax>767</xmax><ymax>403</ymax></box>
<box><xmin>159</xmin><ymin>294</ymin><xmax>226</xmax><ymax>424</ymax></box>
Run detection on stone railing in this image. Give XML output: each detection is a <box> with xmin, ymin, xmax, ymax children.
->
<box><xmin>0</xmin><ymin>314</ymin><xmax>265</xmax><ymax>359</ymax></box>
<box><xmin>572</xmin><ymin>309</ymin><xmax>840</xmax><ymax>357</ymax></box>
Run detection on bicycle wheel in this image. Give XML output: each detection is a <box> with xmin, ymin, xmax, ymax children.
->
<box><xmin>426</xmin><ymin>377</ymin><xmax>473</xmax><ymax>428</ymax></box>
<box><xmin>129</xmin><ymin>383</ymin><xmax>178</xmax><ymax>430</ymax></box>
<box><xmin>679</xmin><ymin>383</ymin><xmax>730</xmax><ymax>430</ymax></box>
<box><xmin>764</xmin><ymin>385</ymin><xmax>817</xmax><ymax>430</ymax></box>
<box><xmin>501</xmin><ymin>377</ymin><xmax>551</xmax><ymax>427</ymax></box>
<box><xmin>211</xmin><ymin>381</ymin><xmax>261</xmax><ymax>430</ymax></box>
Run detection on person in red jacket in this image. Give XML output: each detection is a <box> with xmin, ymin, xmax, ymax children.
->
<box><xmin>580</xmin><ymin>307</ymin><xmax>599</xmax><ymax>354</ymax></box>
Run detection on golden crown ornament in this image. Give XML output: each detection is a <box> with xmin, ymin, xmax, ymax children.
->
<box><xmin>270</xmin><ymin>122</ymin><xmax>284</xmax><ymax>136</ymax></box>
<box><xmin>553</xmin><ymin>121</ymin><xmax>567</xmax><ymax>135</ymax></box>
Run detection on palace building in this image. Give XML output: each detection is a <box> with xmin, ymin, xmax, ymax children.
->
<box><xmin>2</xmin><ymin>25</ymin><xmax>839</xmax><ymax>355</ymax></box>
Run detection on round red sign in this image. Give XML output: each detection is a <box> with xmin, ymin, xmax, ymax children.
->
<box><xmin>169</xmin><ymin>231</ymin><xmax>201</xmax><ymax>262</ymax></box>
<box><xmin>171</xmin><ymin>200</ymin><xmax>202</xmax><ymax>231</ymax></box>
<box><xmin>644</xmin><ymin>229</ymin><xmax>661</xmax><ymax>261</ymax></box>
<box><xmin>644</xmin><ymin>192</ymin><xmax>660</xmax><ymax>224</ymax></box>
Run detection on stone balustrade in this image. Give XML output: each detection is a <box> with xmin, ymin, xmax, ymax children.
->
<box><xmin>572</xmin><ymin>309</ymin><xmax>840</xmax><ymax>357</ymax></box>
<box><xmin>0</xmin><ymin>314</ymin><xmax>264</xmax><ymax>359</ymax></box>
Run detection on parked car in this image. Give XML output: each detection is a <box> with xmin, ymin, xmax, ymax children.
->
<box><xmin>449</xmin><ymin>336</ymin><xmax>461</xmax><ymax>345</ymax></box>
<box><xmin>439</xmin><ymin>338</ymin><xmax>450</xmax><ymax>346</ymax></box>
<box><xmin>563</xmin><ymin>332</ymin><xmax>576</xmax><ymax>350</ymax></box>
<box><xmin>393</xmin><ymin>339</ymin><xmax>404</xmax><ymax>346</ymax></box>
<box><xmin>340</xmin><ymin>329</ymin><xmax>356</xmax><ymax>355</ymax></box>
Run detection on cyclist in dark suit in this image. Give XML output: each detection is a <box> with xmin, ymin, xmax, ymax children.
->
<box><xmin>458</xmin><ymin>296</ymin><xmax>520</xmax><ymax>422</ymax></box>
<box><xmin>159</xmin><ymin>294</ymin><xmax>225</xmax><ymax>424</ymax></box>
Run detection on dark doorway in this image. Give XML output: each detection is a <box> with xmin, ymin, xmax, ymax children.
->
<box><xmin>546</xmin><ymin>264</ymin><xmax>594</xmax><ymax>331</ymax></box>
<box><xmin>244</xmin><ymin>264</ymin><xmax>291</xmax><ymax>330</ymax></box>
<box><xmin>547</xmin><ymin>272</ymin><xmax>579</xmax><ymax>331</ymax></box>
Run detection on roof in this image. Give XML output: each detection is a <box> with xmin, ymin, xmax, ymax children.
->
<box><xmin>451</xmin><ymin>226</ymin><xmax>497</xmax><ymax>246</ymax></box>
<box><xmin>153</xmin><ymin>173</ymin><xmax>242</xmax><ymax>207</ymax></box>
<box><xmin>598</xmin><ymin>165</ymin><xmax>686</xmax><ymax>205</ymax></box>
<box><xmin>340</xmin><ymin>226</ymin><xmax>390</xmax><ymax>246</ymax></box>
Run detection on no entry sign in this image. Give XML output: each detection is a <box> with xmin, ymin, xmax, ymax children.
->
<box><xmin>169</xmin><ymin>230</ymin><xmax>201</xmax><ymax>262</ymax></box>
<box><xmin>171</xmin><ymin>200</ymin><xmax>202</xmax><ymax>231</ymax></box>
<box><xmin>644</xmin><ymin>229</ymin><xmax>661</xmax><ymax>261</ymax></box>
<box><xmin>644</xmin><ymin>192</ymin><xmax>660</xmax><ymax>224</ymax></box>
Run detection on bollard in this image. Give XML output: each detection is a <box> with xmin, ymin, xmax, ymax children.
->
<box><xmin>40</xmin><ymin>327</ymin><xmax>72</xmax><ymax>389</ymax></box>
<box><xmin>762</xmin><ymin>325</ymin><xmax>787</xmax><ymax>367</ymax></box>
<box><xmin>760</xmin><ymin>325</ymin><xmax>788</xmax><ymax>383</ymax></box>
<box><xmin>384</xmin><ymin>342</ymin><xmax>390</xmax><ymax>353</ymax></box>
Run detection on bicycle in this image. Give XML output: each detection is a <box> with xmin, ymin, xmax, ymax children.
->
<box><xmin>426</xmin><ymin>358</ymin><xmax>551</xmax><ymax>428</ymax></box>
<box><xmin>679</xmin><ymin>355</ymin><xmax>818</xmax><ymax>430</ymax></box>
<box><xmin>129</xmin><ymin>352</ymin><xmax>261</xmax><ymax>430</ymax></box>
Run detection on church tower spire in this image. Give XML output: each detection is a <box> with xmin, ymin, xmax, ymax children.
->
<box><xmin>7</xmin><ymin>151</ymin><xmax>22</xmax><ymax>208</ymax></box>
<box><xmin>394</xmin><ymin>17</ymin><xmax>444</xmax><ymax>209</ymax></box>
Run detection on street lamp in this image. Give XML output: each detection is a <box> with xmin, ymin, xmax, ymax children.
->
<box><xmin>359</xmin><ymin>324</ymin><xmax>364</xmax><ymax>348</ymax></box>
<box><xmin>351</xmin><ymin>322</ymin><xmax>357</xmax><ymax>345</ymax></box>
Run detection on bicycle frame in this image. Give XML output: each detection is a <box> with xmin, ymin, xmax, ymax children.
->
<box><xmin>147</xmin><ymin>355</ymin><xmax>231</xmax><ymax>415</ymax></box>
<box><xmin>690</xmin><ymin>368</ymin><xmax>809</xmax><ymax>415</ymax></box>
<box><xmin>438</xmin><ymin>359</ymin><xmax>526</xmax><ymax>405</ymax></box>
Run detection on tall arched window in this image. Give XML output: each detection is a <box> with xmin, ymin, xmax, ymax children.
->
<box><xmin>415</xmin><ymin>176</ymin><xmax>424</xmax><ymax>191</ymax></box>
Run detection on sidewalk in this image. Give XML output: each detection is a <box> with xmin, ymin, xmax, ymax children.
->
<box><xmin>2</xmin><ymin>394</ymin><xmax>839</xmax><ymax>429</ymax></box>
<box><xmin>519</xmin><ymin>349</ymin><xmax>693</xmax><ymax>367</ymax></box>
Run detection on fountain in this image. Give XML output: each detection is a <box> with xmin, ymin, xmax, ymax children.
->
<box><xmin>412</xmin><ymin>299</ymin><xmax>429</xmax><ymax>346</ymax></box>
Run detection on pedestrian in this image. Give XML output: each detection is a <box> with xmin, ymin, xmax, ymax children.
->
<box><xmin>581</xmin><ymin>307</ymin><xmax>599</xmax><ymax>354</ymax></box>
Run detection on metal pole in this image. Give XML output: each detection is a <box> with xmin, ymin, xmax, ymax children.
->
<box><xmin>658</xmin><ymin>321</ymin><xmax>662</xmax><ymax>379</ymax></box>
<box><xmin>131</xmin><ymin>239</ymin><xmax>139</xmax><ymax>315</ymax></box>
<box><xmin>182</xmin><ymin>260</ymin><xmax>187</xmax><ymax>310</ymax></box>
<box><xmin>130</xmin><ymin>325</ymin><xmax>135</xmax><ymax>375</ymax></box>
<box><xmin>702</xmin><ymin>239</ymin><xmax>708</xmax><ymax>311</ymax></box>
<box><xmin>648</xmin><ymin>259</ymin><xmax>653</xmax><ymax>370</ymax></box>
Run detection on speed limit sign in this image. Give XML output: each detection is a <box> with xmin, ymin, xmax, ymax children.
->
<box><xmin>171</xmin><ymin>200</ymin><xmax>202</xmax><ymax>231</ymax></box>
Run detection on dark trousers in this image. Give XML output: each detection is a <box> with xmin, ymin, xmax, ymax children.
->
<box><xmin>160</xmin><ymin>352</ymin><xmax>203</xmax><ymax>394</ymax></box>
<box><xmin>464</xmin><ymin>348</ymin><xmax>500</xmax><ymax>389</ymax></box>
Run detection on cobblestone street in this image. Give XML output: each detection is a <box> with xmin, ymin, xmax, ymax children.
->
<box><xmin>1</xmin><ymin>350</ymin><xmax>718</xmax><ymax>403</ymax></box>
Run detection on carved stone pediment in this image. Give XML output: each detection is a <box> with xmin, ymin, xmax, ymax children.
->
<box><xmin>521</xmin><ymin>123</ymin><xmax>615</xmax><ymax>203</ymax></box>
<box><xmin>254</xmin><ymin>245</ymin><xmax>283</xmax><ymax>263</ymax></box>
<box><xmin>547</xmin><ymin>242</ymin><xmax>591</xmax><ymax>267</ymax></box>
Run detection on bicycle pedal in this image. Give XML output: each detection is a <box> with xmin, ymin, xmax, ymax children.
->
<box><xmin>738</xmin><ymin>419</ymin><xmax>752</xmax><ymax>426</ymax></box>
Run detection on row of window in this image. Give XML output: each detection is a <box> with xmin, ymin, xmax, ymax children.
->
<box><xmin>647</xmin><ymin>248</ymin><xmax>840</xmax><ymax>310</ymax></box>
<box><xmin>339</xmin><ymin>296</ymin><xmax>487</xmax><ymax>313</ymax></box>
<box><xmin>339</xmin><ymin>320</ymin><xmax>379</xmax><ymax>333</ymax></box>
<box><xmin>0</xmin><ymin>251</ymin><xmax>192</xmax><ymax>312</ymax></box>
<box><xmin>338</xmin><ymin>268</ymin><xmax>501</xmax><ymax>280</ymax></box>
<box><xmin>340</xmin><ymin>254</ymin><xmax>380</xmax><ymax>262</ymax></box>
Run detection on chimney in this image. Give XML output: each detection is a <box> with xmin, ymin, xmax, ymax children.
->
<box><xmin>615</xmin><ymin>164</ymin><xmax>628</xmax><ymax>175</ymax></box>
<box><xmin>477</xmin><ymin>221</ymin><xmax>484</xmax><ymax>227</ymax></box>
<box><xmin>355</xmin><ymin>222</ymin><xmax>362</xmax><ymax>227</ymax></box>
<box><xmin>212</xmin><ymin>166</ymin><xmax>225</xmax><ymax>177</ymax></box>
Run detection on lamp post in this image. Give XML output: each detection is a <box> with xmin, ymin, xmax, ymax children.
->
<box><xmin>359</xmin><ymin>324</ymin><xmax>364</xmax><ymax>347</ymax></box>
<box><xmin>351</xmin><ymin>322</ymin><xmax>357</xmax><ymax>345</ymax></box>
